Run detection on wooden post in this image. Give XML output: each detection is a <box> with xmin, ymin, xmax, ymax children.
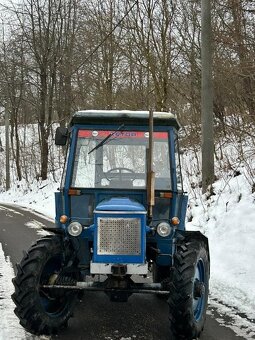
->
<box><xmin>147</xmin><ymin>109</ymin><xmax>155</xmax><ymax>218</ymax></box>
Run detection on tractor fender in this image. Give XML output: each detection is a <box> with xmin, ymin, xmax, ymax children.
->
<box><xmin>175</xmin><ymin>230</ymin><xmax>210</xmax><ymax>271</ymax></box>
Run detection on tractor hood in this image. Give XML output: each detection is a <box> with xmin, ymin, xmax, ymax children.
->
<box><xmin>94</xmin><ymin>197</ymin><xmax>146</xmax><ymax>214</ymax></box>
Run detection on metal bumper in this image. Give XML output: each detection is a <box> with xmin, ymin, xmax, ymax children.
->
<box><xmin>90</xmin><ymin>262</ymin><xmax>148</xmax><ymax>275</ymax></box>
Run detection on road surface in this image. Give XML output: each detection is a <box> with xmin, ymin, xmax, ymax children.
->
<box><xmin>0</xmin><ymin>203</ymin><xmax>251</xmax><ymax>340</ymax></box>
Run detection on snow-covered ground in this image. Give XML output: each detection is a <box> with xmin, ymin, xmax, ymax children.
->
<box><xmin>0</xmin><ymin>124</ymin><xmax>255</xmax><ymax>338</ymax></box>
<box><xmin>186</xmin><ymin>173</ymin><xmax>255</xmax><ymax>338</ymax></box>
<box><xmin>0</xmin><ymin>243</ymin><xmax>28</xmax><ymax>340</ymax></box>
<box><xmin>181</xmin><ymin>131</ymin><xmax>255</xmax><ymax>338</ymax></box>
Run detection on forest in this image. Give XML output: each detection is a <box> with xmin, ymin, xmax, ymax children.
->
<box><xmin>0</xmin><ymin>0</ymin><xmax>254</xmax><ymax>183</ymax></box>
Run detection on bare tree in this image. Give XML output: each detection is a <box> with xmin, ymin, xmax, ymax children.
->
<box><xmin>55</xmin><ymin>0</ymin><xmax>80</xmax><ymax>124</ymax></box>
<box><xmin>126</xmin><ymin>0</ymin><xmax>178</xmax><ymax>111</ymax></box>
<box><xmin>13</xmin><ymin>0</ymin><xmax>74</xmax><ymax>179</ymax></box>
<box><xmin>0</xmin><ymin>31</ymin><xmax>28</xmax><ymax>181</ymax></box>
<box><xmin>74</xmin><ymin>0</ymin><xmax>125</xmax><ymax>109</ymax></box>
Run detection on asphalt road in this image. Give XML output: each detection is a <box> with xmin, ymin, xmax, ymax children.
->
<box><xmin>0</xmin><ymin>203</ymin><xmax>249</xmax><ymax>340</ymax></box>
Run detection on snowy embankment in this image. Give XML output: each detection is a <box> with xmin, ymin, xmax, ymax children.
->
<box><xmin>0</xmin><ymin>177</ymin><xmax>58</xmax><ymax>220</ymax></box>
<box><xmin>181</xmin><ymin>131</ymin><xmax>255</xmax><ymax>337</ymax></box>
<box><xmin>0</xmin><ymin>124</ymin><xmax>255</xmax><ymax>338</ymax></box>
<box><xmin>188</xmin><ymin>175</ymin><xmax>255</xmax><ymax>317</ymax></box>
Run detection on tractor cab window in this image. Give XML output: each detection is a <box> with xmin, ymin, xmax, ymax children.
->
<box><xmin>71</xmin><ymin>129</ymin><xmax>171</xmax><ymax>190</ymax></box>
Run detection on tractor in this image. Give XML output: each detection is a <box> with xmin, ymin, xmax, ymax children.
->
<box><xmin>12</xmin><ymin>110</ymin><xmax>209</xmax><ymax>339</ymax></box>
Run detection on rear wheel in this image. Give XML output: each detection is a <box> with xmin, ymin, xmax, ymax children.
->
<box><xmin>12</xmin><ymin>235</ymin><xmax>79</xmax><ymax>335</ymax></box>
<box><xmin>168</xmin><ymin>238</ymin><xmax>209</xmax><ymax>340</ymax></box>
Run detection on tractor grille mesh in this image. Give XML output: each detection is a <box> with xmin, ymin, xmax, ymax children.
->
<box><xmin>97</xmin><ymin>217</ymin><xmax>141</xmax><ymax>255</ymax></box>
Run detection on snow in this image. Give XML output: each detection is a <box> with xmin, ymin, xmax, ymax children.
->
<box><xmin>186</xmin><ymin>174</ymin><xmax>255</xmax><ymax>318</ymax></box>
<box><xmin>180</xmin><ymin>131</ymin><xmax>255</xmax><ymax>337</ymax></box>
<box><xmin>195</xmin><ymin>180</ymin><xmax>255</xmax><ymax>339</ymax></box>
<box><xmin>0</xmin><ymin>177</ymin><xmax>58</xmax><ymax>220</ymax></box>
<box><xmin>0</xmin><ymin>243</ymin><xmax>27</xmax><ymax>340</ymax></box>
<box><xmin>0</xmin><ymin>123</ymin><xmax>255</xmax><ymax>338</ymax></box>
<box><xmin>75</xmin><ymin>110</ymin><xmax>176</xmax><ymax>120</ymax></box>
<box><xmin>0</xmin><ymin>243</ymin><xmax>50</xmax><ymax>340</ymax></box>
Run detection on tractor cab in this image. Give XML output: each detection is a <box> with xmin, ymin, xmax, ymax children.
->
<box><xmin>55</xmin><ymin>110</ymin><xmax>188</xmax><ymax>275</ymax></box>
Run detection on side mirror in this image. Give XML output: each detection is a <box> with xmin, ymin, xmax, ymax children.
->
<box><xmin>55</xmin><ymin>127</ymin><xmax>68</xmax><ymax>145</ymax></box>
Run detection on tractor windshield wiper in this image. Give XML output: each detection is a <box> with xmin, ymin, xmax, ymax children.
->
<box><xmin>88</xmin><ymin>123</ymin><xmax>125</xmax><ymax>154</ymax></box>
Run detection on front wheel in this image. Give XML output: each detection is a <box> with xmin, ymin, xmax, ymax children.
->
<box><xmin>12</xmin><ymin>235</ymin><xmax>79</xmax><ymax>335</ymax></box>
<box><xmin>168</xmin><ymin>237</ymin><xmax>210</xmax><ymax>340</ymax></box>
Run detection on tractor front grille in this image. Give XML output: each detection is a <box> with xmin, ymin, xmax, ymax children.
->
<box><xmin>97</xmin><ymin>217</ymin><xmax>141</xmax><ymax>255</ymax></box>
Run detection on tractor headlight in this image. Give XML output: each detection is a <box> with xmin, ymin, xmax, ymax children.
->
<box><xmin>157</xmin><ymin>222</ymin><xmax>171</xmax><ymax>237</ymax></box>
<box><xmin>68</xmin><ymin>222</ymin><xmax>83</xmax><ymax>236</ymax></box>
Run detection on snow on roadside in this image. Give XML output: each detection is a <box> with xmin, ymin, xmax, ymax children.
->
<box><xmin>0</xmin><ymin>177</ymin><xmax>58</xmax><ymax>220</ymax></box>
<box><xmin>186</xmin><ymin>173</ymin><xmax>255</xmax><ymax>318</ymax></box>
<box><xmin>181</xmin><ymin>138</ymin><xmax>255</xmax><ymax>336</ymax></box>
<box><xmin>0</xmin><ymin>243</ymin><xmax>50</xmax><ymax>340</ymax></box>
<box><xmin>0</xmin><ymin>244</ymin><xmax>27</xmax><ymax>340</ymax></box>
<box><xmin>207</xmin><ymin>302</ymin><xmax>255</xmax><ymax>340</ymax></box>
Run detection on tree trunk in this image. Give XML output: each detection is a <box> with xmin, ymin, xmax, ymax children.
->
<box><xmin>39</xmin><ymin>70</ymin><xmax>49</xmax><ymax>180</ymax></box>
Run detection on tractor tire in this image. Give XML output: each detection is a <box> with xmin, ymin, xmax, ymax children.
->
<box><xmin>12</xmin><ymin>235</ymin><xmax>79</xmax><ymax>335</ymax></box>
<box><xmin>168</xmin><ymin>238</ymin><xmax>209</xmax><ymax>340</ymax></box>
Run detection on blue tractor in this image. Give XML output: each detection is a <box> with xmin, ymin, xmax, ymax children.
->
<box><xmin>12</xmin><ymin>110</ymin><xmax>209</xmax><ymax>339</ymax></box>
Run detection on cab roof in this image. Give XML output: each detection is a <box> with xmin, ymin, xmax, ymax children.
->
<box><xmin>70</xmin><ymin>110</ymin><xmax>180</xmax><ymax>130</ymax></box>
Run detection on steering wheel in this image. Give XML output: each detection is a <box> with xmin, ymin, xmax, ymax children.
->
<box><xmin>105</xmin><ymin>167</ymin><xmax>136</xmax><ymax>182</ymax></box>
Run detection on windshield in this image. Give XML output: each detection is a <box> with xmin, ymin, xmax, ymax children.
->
<box><xmin>71</xmin><ymin>130</ymin><xmax>171</xmax><ymax>190</ymax></box>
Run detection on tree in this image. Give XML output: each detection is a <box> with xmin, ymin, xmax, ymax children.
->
<box><xmin>126</xmin><ymin>0</ymin><xmax>178</xmax><ymax>111</ymax></box>
<box><xmin>13</xmin><ymin>0</ymin><xmax>77</xmax><ymax>179</ymax></box>
<box><xmin>201</xmin><ymin>0</ymin><xmax>214</xmax><ymax>192</ymax></box>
